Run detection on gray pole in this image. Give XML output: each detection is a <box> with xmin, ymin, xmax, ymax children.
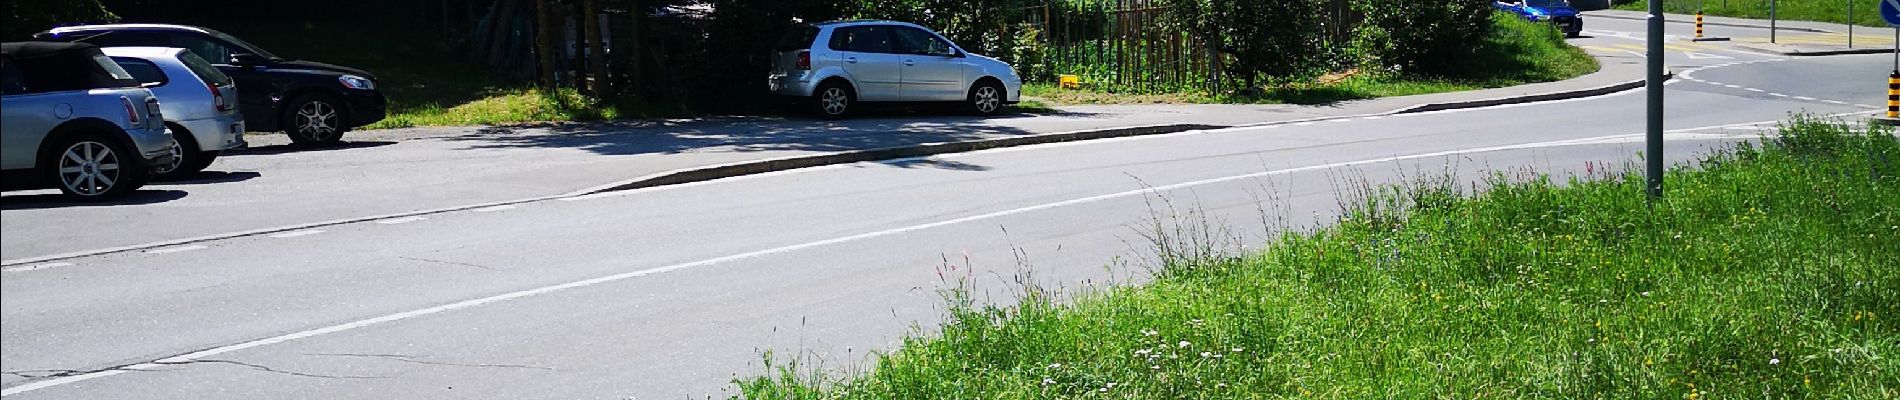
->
<box><xmin>1648</xmin><ymin>0</ymin><xmax>1666</xmax><ymax>199</ymax></box>
<box><xmin>1771</xmin><ymin>0</ymin><xmax>1779</xmax><ymax>43</ymax></box>
<box><xmin>1849</xmin><ymin>0</ymin><xmax>1856</xmax><ymax>48</ymax></box>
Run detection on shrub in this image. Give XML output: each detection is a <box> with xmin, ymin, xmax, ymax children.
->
<box><xmin>1353</xmin><ymin>0</ymin><xmax>1496</xmax><ymax>77</ymax></box>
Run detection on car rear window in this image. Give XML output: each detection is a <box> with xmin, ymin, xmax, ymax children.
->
<box><xmin>111</xmin><ymin>57</ymin><xmax>168</xmax><ymax>87</ymax></box>
<box><xmin>774</xmin><ymin>27</ymin><xmax>819</xmax><ymax>52</ymax></box>
<box><xmin>90</xmin><ymin>55</ymin><xmax>139</xmax><ymax>88</ymax></box>
<box><xmin>179</xmin><ymin>52</ymin><xmax>233</xmax><ymax>86</ymax></box>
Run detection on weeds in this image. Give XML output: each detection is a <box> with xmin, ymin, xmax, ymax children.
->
<box><xmin>732</xmin><ymin>116</ymin><xmax>1899</xmax><ymax>399</ymax></box>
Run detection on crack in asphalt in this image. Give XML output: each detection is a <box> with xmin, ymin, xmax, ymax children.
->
<box><xmin>306</xmin><ymin>353</ymin><xmax>555</xmax><ymax>370</ymax></box>
<box><xmin>399</xmin><ymin>256</ymin><xmax>499</xmax><ymax>271</ymax></box>
<box><xmin>3</xmin><ymin>359</ymin><xmax>383</xmax><ymax>383</ymax></box>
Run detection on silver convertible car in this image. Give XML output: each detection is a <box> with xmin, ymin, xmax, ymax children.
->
<box><xmin>769</xmin><ymin>20</ymin><xmax>1022</xmax><ymax>119</ymax></box>
<box><xmin>2</xmin><ymin>41</ymin><xmax>174</xmax><ymax>199</ymax></box>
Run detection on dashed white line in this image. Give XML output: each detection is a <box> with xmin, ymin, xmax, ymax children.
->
<box><xmin>376</xmin><ymin>216</ymin><xmax>428</xmax><ymax>225</ymax></box>
<box><xmin>2</xmin><ymin>262</ymin><xmax>74</xmax><ymax>273</ymax></box>
<box><xmin>474</xmin><ymin>205</ymin><xmax>517</xmax><ymax>213</ymax></box>
<box><xmin>1705</xmin><ymin>81</ymin><xmax>1724</xmax><ymax>85</ymax></box>
<box><xmin>1795</xmin><ymin>96</ymin><xmax>1818</xmax><ymax>101</ymax></box>
<box><xmin>1822</xmin><ymin>100</ymin><xmax>1850</xmax><ymax>105</ymax></box>
<box><xmin>1294</xmin><ymin>122</ymin><xmax>1317</xmax><ymax>126</ymax></box>
<box><xmin>1329</xmin><ymin>119</ymin><xmax>1353</xmax><ymax>123</ymax></box>
<box><xmin>269</xmin><ymin>230</ymin><xmax>325</xmax><ymax>239</ymax></box>
<box><xmin>1361</xmin><ymin>116</ymin><xmax>1385</xmax><ymax>121</ymax></box>
<box><xmin>1723</xmin><ymin>84</ymin><xmax>1742</xmax><ymax>88</ymax></box>
<box><xmin>1744</xmin><ymin>88</ymin><xmax>1765</xmax><ymax>93</ymax></box>
<box><xmin>145</xmin><ymin>245</ymin><xmax>207</xmax><ymax>254</ymax></box>
<box><xmin>1857</xmin><ymin>104</ymin><xmax>1880</xmax><ymax>108</ymax></box>
<box><xmin>1768</xmin><ymin>93</ymin><xmax>1790</xmax><ymax>97</ymax></box>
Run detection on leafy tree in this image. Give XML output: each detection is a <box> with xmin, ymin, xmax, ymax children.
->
<box><xmin>3</xmin><ymin>0</ymin><xmax>118</xmax><ymax>40</ymax></box>
<box><xmin>1352</xmin><ymin>0</ymin><xmax>1495</xmax><ymax>77</ymax></box>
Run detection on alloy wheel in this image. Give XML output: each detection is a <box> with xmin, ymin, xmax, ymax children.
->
<box><xmin>57</xmin><ymin>141</ymin><xmax>122</xmax><ymax>197</ymax></box>
<box><xmin>821</xmin><ymin>88</ymin><xmax>849</xmax><ymax>116</ymax></box>
<box><xmin>296</xmin><ymin>100</ymin><xmax>340</xmax><ymax>141</ymax></box>
<box><xmin>152</xmin><ymin>140</ymin><xmax>184</xmax><ymax>175</ymax></box>
<box><xmin>974</xmin><ymin>86</ymin><xmax>1001</xmax><ymax>114</ymax></box>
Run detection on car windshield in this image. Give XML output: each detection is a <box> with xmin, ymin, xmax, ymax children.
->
<box><xmin>1526</xmin><ymin>0</ymin><xmax>1570</xmax><ymax>7</ymax></box>
<box><xmin>209</xmin><ymin>30</ymin><xmax>281</xmax><ymax>60</ymax></box>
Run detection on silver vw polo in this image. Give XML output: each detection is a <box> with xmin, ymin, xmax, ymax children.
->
<box><xmin>769</xmin><ymin>20</ymin><xmax>1022</xmax><ymax>119</ymax></box>
<box><xmin>103</xmin><ymin>47</ymin><xmax>246</xmax><ymax>178</ymax></box>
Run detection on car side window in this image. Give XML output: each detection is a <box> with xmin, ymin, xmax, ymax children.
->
<box><xmin>112</xmin><ymin>57</ymin><xmax>168</xmax><ymax>87</ymax></box>
<box><xmin>0</xmin><ymin>60</ymin><xmax>28</xmax><ymax>95</ymax></box>
<box><xmin>892</xmin><ymin>27</ymin><xmax>954</xmax><ymax>57</ymax></box>
<box><xmin>828</xmin><ymin>26</ymin><xmax>893</xmax><ymax>54</ymax></box>
<box><xmin>169</xmin><ymin>32</ymin><xmax>237</xmax><ymax>65</ymax></box>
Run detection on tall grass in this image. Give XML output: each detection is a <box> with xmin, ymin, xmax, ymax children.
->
<box><xmin>1031</xmin><ymin>13</ymin><xmax>1598</xmax><ymax>105</ymax></box>
<box><xmin>733</xmin><ymin>116</ymin><xmax>1900</xmax><ymax>398</ymax></box>
<box><xmin>1618</xmin><ymin>0</ymin><xmax>1884</xmax><ymax>27</ymax></box>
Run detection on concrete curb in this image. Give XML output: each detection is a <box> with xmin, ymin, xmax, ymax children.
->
<box><xmin>579</xmin><ymin>124</ymin><xmax>1225</xmax><ymax>194</ymax></box>
<box><xmin>1733</xmin><ymin>44</ymin><xmax>1895</xmax><ymax>57</ymax></box>
<box><xmin>1586</xmin><ymin>12</ymin><xmax>1833</xmax><ymax>33</ymax></box>
<box><xmin>1392</xmin><ymin>74</ymin><xmax>1660</xmax><ymax>114</ymax></box>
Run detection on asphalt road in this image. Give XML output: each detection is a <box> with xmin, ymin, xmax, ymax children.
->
<box><xmin>1</xmin><ymin>16</ymin><xmax>1887</xmax><ymax>399</ymax></box>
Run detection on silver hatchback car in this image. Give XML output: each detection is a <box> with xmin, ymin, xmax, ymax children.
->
<box><xmin>104</xmin><ymin>47</ymin><xmax>246</xmax><ymax>178</ymax></box>
<box><xmin>2</xmin><ymin>41</ymin><xmax>174</xmax><ymax>199</ymax></box>
<box><xmin>769</xmin><ymin>21</ymin><xmax>1022</xmax><ymax>119</ymax></box>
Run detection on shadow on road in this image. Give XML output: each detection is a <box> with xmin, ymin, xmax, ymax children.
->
<box><xmin>880</xmin><ymin>158</ymin><xmax>993</xmax><ymax>171</ymax></box>
<box><xmin>0</xmin><ymin>190</ymin><xmax>189</xmax><ymax>211</ymax></box>
<box><xmin>445</xmin><ymin>110</ymin><xmax>1101</xmax><ymax>158</ymax></box>
<box><xmin>226</xmin><ymin>141</ymin><xmax>397</xmax><ymax>156</ymax></box>
<box><xmin>154</xmin><ymin>171</ymin><xmax>263</xmax><ymax>186</ymax></box>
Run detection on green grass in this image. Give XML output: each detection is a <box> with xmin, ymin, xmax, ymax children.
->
<box><xmin>733</xmin><ymin>116</ymin><xmax>1900</xmax><ymax>399</ymax></box>
<box><xmin>1027</xmin><ymin>13</ymin><xmax>1599</xmax><ymax>106</ymax></box>
<box><xmin>1617</xmin><ymin>0</ymin><xmax>1885</xmax><ymax>27</ymax></box>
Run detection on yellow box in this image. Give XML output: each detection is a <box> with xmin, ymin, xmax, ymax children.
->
<box><xmin>1059</xmin><ymin>75</ymin><xmax>1081</xmax><ymax>90</ymax></box>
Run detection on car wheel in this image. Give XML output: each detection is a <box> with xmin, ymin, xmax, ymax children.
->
<box><xmin>285</xmin><ymin>94</ymin><xmax>350</xmax><ymax>144</ymax></box>
<box><xmin>966</xmin><ymin>81</ymin><xmax>1006</xmax><ymax>116</ymax></box>
<box><xmin>48</xmin><ymin>133</ymin><xmax>149</xmax><ymax>200</ymax></box>
<box><xmin>812</xmin><ymin>83</ymin><xmax>854</xmax><ymax>120</ymax></box>
<box><xmin>153</xmin><ymin>127</ymin><xmax>212</xmax><ymax>179</ymax></box>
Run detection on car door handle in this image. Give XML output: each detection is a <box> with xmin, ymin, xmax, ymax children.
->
<box><xmin>903</xmin><ymin>60</ymin><xmax>915</xmax><ymax>66</ymax></box>
<box><xmin>845</xmin><ymin>57</ymin><xmax>858</xmax><ymax>64</ymax></box>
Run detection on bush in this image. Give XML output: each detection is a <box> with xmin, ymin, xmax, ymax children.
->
<box><xmin>1353</xmin><ymin>0</ymin><xmax>1496</xmax><ymax>77</ymax></box>
<box><xmin>3</xmin><ymin>0</ymin><xmax>117</xmax><ymax>40</ymax></box>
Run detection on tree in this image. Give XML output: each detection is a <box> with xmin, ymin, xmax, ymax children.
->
<box><xmin>4</xmin><ymin>0</ymin><xmax>118</xmax><ymax>40</ymax></box>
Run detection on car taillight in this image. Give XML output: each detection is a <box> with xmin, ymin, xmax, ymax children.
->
<box><xmin>209</xmin><ymin>84</ymin><xmax>230</xmax><ymax>112</ymax></box>
<box><xmin>120</xmin><ymin>96</ymin><xmax>140</xmax><ymax>125</ymax></box>
<box><xmin>796</xmin><ymin>51</ymin><xmax>811</xmax><ymax>71</ymax></box>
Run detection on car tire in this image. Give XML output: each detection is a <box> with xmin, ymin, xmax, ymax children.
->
<box><xmin>285</xmin><ymin>94</ymin><xmax>350</xmax><ymax>145</ymax></box>
<box><xmin>153</xmin><ymin>126</ymin><xmax>214</xmax><ymax>179</ymax></box>
<box><xmin>811</xmin><ymin>82</ymin><xmax>854</xmax><ymax>120</ymax></box>
<box><xmin>966</xmin><ymin>81</ymin><xmax>1006</xmax><ymax>116</ymax></box>
<box><xmin>47</xmin><ymin>132</ymin><xmax>149</xmax><ymax>200</ymax></box>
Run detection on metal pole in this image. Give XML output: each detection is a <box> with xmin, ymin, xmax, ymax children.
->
<box><xmin>1850</xmin><ymin>0</ymin><xmax>1856</xmax><ymax>48</ymax></box>
<box><xmin>1648</xmin><ymin>0</ymin><xmax>1667</xmax><ymax>199</ymax></box>
<box><xmin>1771</xmin><ymin>0</ymin><xmax>1779</xmax><ymax>43</ymax></box>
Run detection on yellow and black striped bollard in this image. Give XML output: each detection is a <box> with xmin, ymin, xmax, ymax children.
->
<box><xmin>1695</xmin><ymin>12</ymin><xmax>1705</xmax><ymax>39</ymax></box>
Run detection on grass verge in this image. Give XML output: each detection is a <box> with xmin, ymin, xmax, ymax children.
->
<box><xmin>1027</xmin><ymin>13</ymin><xmax>1598</xmax><ymax>106</ymax></box>
<box><xmin>733</xmin><ymin>116</ymin><xmax>1899</xmax><ymax>398</ymax></box>
<box><xmin>1617</xmin><ymin>0</ymin><xmax>1884</xmax><ymax>27</ymax></box>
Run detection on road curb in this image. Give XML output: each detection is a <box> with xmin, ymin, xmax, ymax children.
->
<box><xmin>576</xmin><ymin>124</ymin><xmax>1225</xmax><ymax>194</ymax></box>
<box><xmin>1391</xmin><ymin>74</ymin><xmax>1661</xmax><ymax>114</ymax></box>
<box><xmin>1585</xmin><ymin>12</ymin><xmax>1833</xmax><ymax>33</ymax></box>
<box><xmin>1733</xmin><ymin>44</ymin><xmax>1895</xmax><ymax>57</ymax></box>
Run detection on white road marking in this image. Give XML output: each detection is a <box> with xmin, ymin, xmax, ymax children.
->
<box><xmin>376</xmin><ymin>217</ymin><xmax>428</xmax><ymax>225</ymax></box>
<box><xmin>1329</xmin><ymin>119</ymin><xmax>1353</xmax><ymax>123</ymax></box>
<box><xmin>9</xmin><ymin>110</ymin><xmax>1873</xmax><ymax>397</ymax></box>
<box><xmin>1795</xmin><ymin>96</ymin><xmax>1818</xmax><ymax>101</ymax></box>
<box><xmin>474</xmin><ymin>205</ymin><xmax>517</xmax><ymax>213</ymax></box>
<box><xmin>269</xmin><ymin>230</ymin><xmax>325</xmax><ymax>239</ymax></box>
<box><xmin>145</xmin><ymin>245</ymin><xmax>207</xmax><ymax>255</ymax></box>
<box><xmin>1294</xmin><ymin>122</ymin><xmax>1317</xmax><ymax>126</ymax></box>
<box><xmin>1822</xmin><ymin>100</ymin><xmax>1850</xmax><ymax>105</ymax></box>
<box><xmin>1769</xmin><ymin>93</ymin><xmax>1790</xmax><ymax>97</ymax></box>
<box><xmin>1724</xmin><ymin>84</ymin><xmax>1743</xmax><ymax>88</ymax></box>
<box><xmin>1744</xmin><ymin>88</ymin><xmax>1765</xmax><ymax>93</ymax></box>
<box><xmin>1857</xmin><ymin>104</ymin><xmax>1880</xmax><ymax>108</ymax></box>
<box><xmin>1</xmin><ymin>262</ymin><xmax>74</xmax><ymax>273</ymax></box>
<box><xmin>1361</xmin><ymin>116</ymin><xmax>1384</xmax><ymax>121</ymax></box>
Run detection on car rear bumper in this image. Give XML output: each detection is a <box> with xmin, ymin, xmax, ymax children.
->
<box><xmin>769</xmin><ymin>72</ymin><xmax>819</xmax><ymax>97</ymax></box>
<box><xmin>175</xmin><ymin>114</ymin><xmax>248</xmax><ymax>152</ymax></box>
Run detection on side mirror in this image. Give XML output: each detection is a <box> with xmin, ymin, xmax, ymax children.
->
<box><xmin>229</xmin><ymin>53</ymin><xmax>265</xmax><ymax>66</ymax></box>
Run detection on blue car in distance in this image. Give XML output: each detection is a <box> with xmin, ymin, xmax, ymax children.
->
<box><xmin>1496</xmin><ymin>0</ymin><xmax>1584</xmax><ymax>38</ymax></box>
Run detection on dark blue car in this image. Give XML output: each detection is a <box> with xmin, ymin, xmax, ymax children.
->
<box><xmin>1496</xmin><ymin>0</ymin><xmax>1584</xmax><ymax>38</ymax></box>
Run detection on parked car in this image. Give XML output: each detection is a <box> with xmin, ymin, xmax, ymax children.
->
<box><xmin>103</xmin><ymin>47</ymin><xmax>246</xmax><ymax>178</ymax></box>
<box><xmin>769</xmin><ymin>21</ymin><xmax>1022</xmax><ymax>119</ymax></box>
<box><xmin>2</xmin><ymin>42</ymin><xmax>174</xmax><ymax>199</ymax></box>
<box><xmin>1496</xmin><ymin>0</ymin><xmax>1584</xmax><ymax>38</ymax></box>
<box><xmin>36</xmin><ymin>24</ymin><xmax>386</xmax><ymax>144</ymax></box>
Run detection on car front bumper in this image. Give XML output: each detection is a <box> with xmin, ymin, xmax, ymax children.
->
<box><xmin>344</xmin><ymin>90</ymin><xmax>387</xmax><ymax>128</ymax></box>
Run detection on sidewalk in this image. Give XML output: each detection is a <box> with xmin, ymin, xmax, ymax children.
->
<box><xmin>2</xmin><ymin>42</ymin><xmax>1648</xmax><ymax>264</ymax></box>
<box><xmin>1587</xmin><ymin>9</ymin><xmax>1896</xmax><ymax>56</ymax></box>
